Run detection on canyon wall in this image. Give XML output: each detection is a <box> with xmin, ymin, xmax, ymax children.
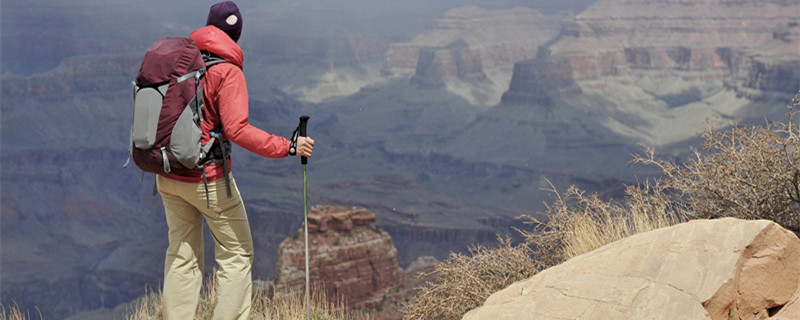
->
<box><xmin>383</xmin><ymin>6</ymin><xmax>562</xmax><ymax>105</ymax></box>
<box><xmin>488</xmin><ymin>0</ymin><xmax>800</xmax><ymax>149</ymax></box>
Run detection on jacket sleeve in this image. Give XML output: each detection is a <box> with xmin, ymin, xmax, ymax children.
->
<box><xmin>213</xmin><ymin>65</ymin><xmax>291</xmax><ymax>158</ymax></box>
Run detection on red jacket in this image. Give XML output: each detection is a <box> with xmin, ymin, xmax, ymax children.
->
<box><xmin>163</xmin><ymin>25</ymin><xmax>291</xmax><ymax>183</ymax></box>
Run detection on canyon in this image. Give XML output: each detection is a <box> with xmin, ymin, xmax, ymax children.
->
<box><xmin>1</xmin><ymin>0</ymin><xmax>798</xmax><ymax>318</ymax></box>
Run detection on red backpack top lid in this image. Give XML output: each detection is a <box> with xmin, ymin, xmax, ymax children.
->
<box><xmin>136</xmin><ymin>37</ymin><xmax>205</xmax><ymax>86</ymax></box>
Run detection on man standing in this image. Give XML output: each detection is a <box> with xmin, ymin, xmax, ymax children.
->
<box><xmin>156</xmin><ymin>2</ymin><xmax>314</xmax><ymax>319</ymax></box>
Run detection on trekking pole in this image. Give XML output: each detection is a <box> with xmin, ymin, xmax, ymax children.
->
<box><xmin>297</xmin><ymin>115</ymin><xmax>311</xmax><ymax>320</ymax></box>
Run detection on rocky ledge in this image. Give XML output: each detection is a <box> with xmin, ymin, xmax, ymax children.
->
<box><xmin>464</xmin><ymin>218</ymin><xmax>800</xmax><ymax>320</ymax></box>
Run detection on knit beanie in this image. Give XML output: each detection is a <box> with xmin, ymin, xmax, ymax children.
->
<box><xmin>206</xmin><ymin>1</ymin><xmax>242</xmax><ymax>42</ymax></box>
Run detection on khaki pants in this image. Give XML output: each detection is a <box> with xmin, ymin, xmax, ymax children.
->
<box><xmin>157</xmin><ymin>174</ymin><xmax>253</xmax><ymax>320</ymax></box>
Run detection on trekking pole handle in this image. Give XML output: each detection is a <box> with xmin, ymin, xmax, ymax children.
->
<box><xmin>298</xmin><ymin>115</ymin><xmax>310</xmax><ymax>165</ymax></box>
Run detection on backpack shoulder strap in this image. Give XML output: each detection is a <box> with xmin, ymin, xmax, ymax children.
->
<box><xmin>201</xmin><ymin>51</ymin><xmax>228</xmax><ymax>68</ymax></box>
<box><xmin>176</xmin><ymin>69</ymin><xmax>205</xmax><ymax>83</ymax></box>
<box><xmin>176</xmin><ymin>51</ymin><xmax>228</xmax><ymax>84</ymax></box>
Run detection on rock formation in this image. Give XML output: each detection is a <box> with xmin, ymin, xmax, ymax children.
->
<box><xmin>492</xmin><ymin>0</ymin><xmax>800</xmax><ymax>147</ymax></box>
<box><xmin>384</xmin><ymin>6</ymin><xmax>559</xmax><ymax>78</ymax></box>
<box><xmin>270</xmin><ymin>205</ymin><xmax>403</xmax><ymax>310</ymax></box>
<box><xmin>462</xmin><ymin>218</ymin><xmax>800</xmax><ymax>320</ymax></box>
<box><xmin>1</xmin><ymin>54</ymin><xmax>139</xmax><ymax>98</ymax></box>
<box><xmin>384</xmin><ymin>5</ymin><xmax>562</xmax><ymax>105</ymax></box>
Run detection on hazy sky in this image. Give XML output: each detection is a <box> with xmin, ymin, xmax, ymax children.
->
<box><xmin>1</xmin><ymin>0</ymin><xmax>595</xmax><ymax>74</ymax></box>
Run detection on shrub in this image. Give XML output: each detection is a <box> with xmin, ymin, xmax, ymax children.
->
<box><xmin>401</xmin><ymin>236</ymin><xmax>537</xmax><ymax>320</ymax></box>
<box><xmin>632</xmin><ymin>91</ymin><xmax>800</xmax><ymax>234</ymax></box>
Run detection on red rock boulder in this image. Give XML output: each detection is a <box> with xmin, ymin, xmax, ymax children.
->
<box><xmin>271</xmin><ymin>205</ymin><xmax>403</xmax><ymax>311</ymax></box>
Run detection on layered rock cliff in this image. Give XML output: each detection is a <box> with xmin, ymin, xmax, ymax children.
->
<box><xmin>384</xmin><ymin>6</ymin><xmax>562</xmax><ymax>105</ymax></box>
<box><xmin>270</xmin><ymin>205</ymin><xmax>403</xmax><ymax>310</ymax></box>
<box><xmin>465</xmin><ymin>0</ymin><xmax>800</xmax><ymax>153</ymax></box>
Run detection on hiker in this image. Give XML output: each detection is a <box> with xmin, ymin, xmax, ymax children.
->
<box><xmin>156</xmin><ymin>2</ymin><xmax>314</xmax><ymax>319</ymax></box>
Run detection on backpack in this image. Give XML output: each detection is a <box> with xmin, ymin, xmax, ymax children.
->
<box><xmin>125</xmin><ymin>37</ymin><xmax>231</xmax><ymax>204</ymax></box>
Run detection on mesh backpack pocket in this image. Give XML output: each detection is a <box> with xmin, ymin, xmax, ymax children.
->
<box><xmin>131</xmin><ymin>84</ymin><xmax>168</xmax><ymax>149</ymax></box>
<box><xmin>170</xmin><ymin>101</ymin><xmax>204</xmax><ymax>169</ymax></box>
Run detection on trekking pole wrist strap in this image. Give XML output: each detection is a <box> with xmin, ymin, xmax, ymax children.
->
<box><xmin>289</xmin><ymin>128</ymin><xmax>299</xmax><ymax>156</ymax></box>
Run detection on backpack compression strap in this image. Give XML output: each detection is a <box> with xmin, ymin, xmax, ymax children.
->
<box><xmin>199</xmin><ymin>130</ymin><xmax>233</xmax><ymax>208</ymax></box>
<box><xmin>205</xmin><ymin>130</ymin><xmax>233</xmax><ymax>197</ymax></box>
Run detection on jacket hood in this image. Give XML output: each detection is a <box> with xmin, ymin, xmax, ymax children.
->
<box><xmin>189</xmin><ymin>25</ymin><xmax>243</xmax><ymax>69</ymax></box>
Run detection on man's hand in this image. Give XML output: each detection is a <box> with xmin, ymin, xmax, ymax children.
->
<box><xmin>296</xmin><ymin>136</ymin><xmax>315</xmax><ymax>158</ymax></box>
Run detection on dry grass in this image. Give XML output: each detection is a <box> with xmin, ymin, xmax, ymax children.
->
<box><xmin>125</xmin><ymin>286</ymin><xmax>163</xmax><ymax>320</ymax></box>
<box><xmin>402</xmin><ymin>91</ymin><xmax>800</xmax><ymax>319</ymax></box>
<box><xmin>519</xmin><ymin>181</ymin><xmax>685</xmax><ymax>267</ymax></box>
<box><xmin>251</xmin><ymin>289</ymin><xmax>371</xmax><ymax>320</ymax></box>
<box><xmin>125</xmin><ymin>271</ymin><xmax>372</xmax><ymax>320</ymax></box>
<box><xmin>401</xmin><ymin>183</ymin><xmax>681</xmax><ymax>320</ymax></box>
<box><xmin>402</xmin><ymin>236</ymin><xmax>537</xmax><ymax>320</ymax></box>
<box><xmin>0</xmin><ymin>303</ymin><xmax>41</xmax><ymax>320</ymax></box>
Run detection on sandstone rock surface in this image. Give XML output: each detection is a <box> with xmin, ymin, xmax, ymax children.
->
<box><xmin>307</xmin><ymin>205</ymin><xmax>376</xmax><ymax>233</ymax></box>
<box><xmin>270</xmin><ymin>205</ymin><xmax>403</xmax><ymax>310</ymax></box>
<box><xmin>462</xmin><ymin>218</ymin><xmax>800</xmax><ymax>320</ymax></box>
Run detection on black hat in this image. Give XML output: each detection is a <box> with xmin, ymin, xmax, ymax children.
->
<box><xmin>206</xmin><ymin>1</ymin><xmax>242</xmax><ymax>42</ymax></box>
